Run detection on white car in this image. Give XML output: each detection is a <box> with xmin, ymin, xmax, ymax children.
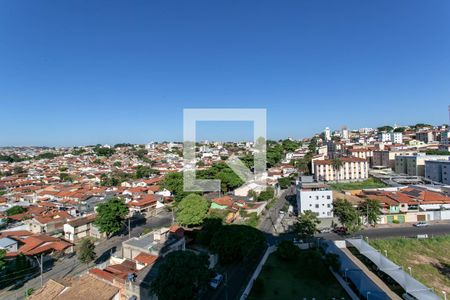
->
<box><xmin>413</xmin><ymin>221</ymin><xmax>429</xmax><ymax>227</ymax></box>
<box><xmin>209</xmin><ymin>274</ymin><xmax>223</xmax><ymax>289</ymax></box>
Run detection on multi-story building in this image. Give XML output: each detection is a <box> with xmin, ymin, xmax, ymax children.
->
<box><xmin>314</xmin><ymin>157</ymin><xmax>368</xmax><ymax>182</ymax></box>
<box><xmin>416</xmin><ymin>131</ymin><xmax>434</xmax><ymax>143</ymax></box>
<box><xmin>296</xmin><ymin>176</ymin><xmax>333</xmax><ymax>218</ymax></box>
<box><xmin>372</xmin><ymin>150</ymin><xmax>416</xmax><ymax>169</ymax></box>
<box><xmin>348</xmin><ymin>148</ymin><xmax>374</xmax><ymax>165</ymax></box>
<box><xmin>395</xmin><ymin>153</ymin><xmax>450</xmax><ymax>176</ymax></box>
<box><xmin>425</xmin><ymin>159</ymin><xmax>450</xmax><ymax>184</ymax></box>
<box><xmin>378</xmin><ymin>132</ymin><xmax>403</xmax><ymax>144</ymax></box>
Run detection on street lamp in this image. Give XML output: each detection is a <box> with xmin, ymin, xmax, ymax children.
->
<box><xmin>344</xmin><ymin>268</ymin><xmax>349</xmax><ymax>282</ymax></box>
<box><xmin>367</xmin><ymin>291</ymin><xmax>371</xmax><ymax>300</ymax></box>
<box><xmin>442</xmin><ymin>291</ymin><xmax>447</xmax><ymax>300</ymax></box>
<box><xmin>407</xmin><ymin>266</ymin><xmax>412</xmax><ymax>276</ymax></box>
<box><xmin>34</xmin><ymin>254</ymin><xmax>43</xmax><ymax>287</ymax></box>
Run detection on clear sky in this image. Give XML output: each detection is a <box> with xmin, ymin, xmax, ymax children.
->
<box><xmin>1</xmin><ymin>0</ymin><xmax>450</xmax><ymax>146</ymax></box>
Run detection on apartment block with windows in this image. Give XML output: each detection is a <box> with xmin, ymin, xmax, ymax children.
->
<box><xmin>296</xmin><ymin>176</ymin><xmax>333</xmax><ymax>218</ymax></box>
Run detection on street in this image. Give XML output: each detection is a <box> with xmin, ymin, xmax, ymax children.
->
<box><xmin>0</xmin><ymin>211</ymin><xmax>172</xmax><ymax>300</ymax></box>
<box><xmin>319</xmin><ymin>222</ymin><xmax>450</xmax><ymax>241</ymax></box>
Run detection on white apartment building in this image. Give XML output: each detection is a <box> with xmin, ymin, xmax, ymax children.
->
<box><xmin>314</xmin><ymin>157</ymin><xmax>369</xmax><ymax>182</ymax></box>
<box><xmin>378</xmin><ymin>132</ymin><xmax>403</xmax><ymax>144</ymax></box>
<box><xmin>296</xmin><ymin>176</ymin><xmax>333</xmax><ymax>218</ymax></box>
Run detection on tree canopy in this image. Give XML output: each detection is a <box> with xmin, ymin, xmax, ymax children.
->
<box><xmin>151</xmin><ymin>251</ymin><xmax>210</xmax><ymax>300</ymax></box>
<box><xmin>210</xmin><ymin>225</ymin><xmax>266</xmax><ymax>265</ymax></box>
<box><xmin>176</xmin><ymin>194</ymin><xmax>210</xmax><ymax>227</ymax></box>
<box><xmin>333</xmin><ymin>199</ymin><xmax>361</xmax><ymax>233</ymax></box>
<box><xmin>94</xmin><ymin>197</ymin><xmax>129</xmax><ymax>237</ymax></box>
<box><xmin>93</xmin><ymin>146</ymin><xmax>116</xmax><ymax>157</ymax></box>
<box><xmin>294</xmin><ymin>210</ymin><xmax>320</xmax><ymax>238</ymax></box>
<box><xmin>77</xmin><ymin>238</ymin><xmax>96</xmax><ymax>264</ymax></box>
<box><xmin>359</xmin><ymin>199</ymin><xmax>382</xmax><ymax>226</ymax></box>
<box><xmin>5</xmin><ymin>206</ymin><xmax>26</xmax><ymax>216</ymax></box>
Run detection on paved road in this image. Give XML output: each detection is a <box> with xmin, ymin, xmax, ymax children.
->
<box><xmin>0</xmin><ymin>212</ymin><xmax>172</xmax><ymax>300</ymax></box>
<box><xmin>319</xmin><ymin>223</ymin><xmax>450</xmax><ymax>241</ymax></box>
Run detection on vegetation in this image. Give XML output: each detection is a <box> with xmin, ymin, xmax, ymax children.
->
<box><xmin>134</xmin><ymin>165</ymin><xmax>159</xmax><ymax>179</ymax></box>
<box><xmin>151</xmin><ymin>251</ymin><xmax>211</xmax><ymax>300</ymax></box>
<box><xmin>258</xmin><ymin>187</ymin><xmax>275</xmax><ymax>202</ymax></box>
<box><xmin>276</xmin><ymin>240</ymin><xmax>300</xmax><ymax>261</ymax></box>
<box><xmin>370</xmin><ymin>236</ymin><xmax>450</xmax><ymax>294</ymax></box>
<box><xmin>333</xmin><ymin>199</ymin><xmax>361</xmax><ymax>233</ymax></box>
<box><xmin>77</xmin><ymin>238</ymin><xmax>96</xmax><ymax>264</ymax></box>
<box><xmin>35</xmin><ymin>152</ymin><xmax>59</xmax><ymax>160</ymax></box>
<box><xmin>196</xmin><ymin>217</ymin><xmax>223</xmax><ymax>246</ymax></box>
<box><xmin>161</xmin><ymin>172</ymin><xmax>189</xmax><ymax>202</ymax></box>
<box><xmin>197</xmin><ymin>163</ymin><xmax>244</xmax><ymax>192</ymax></box>
<box><xmin>95</xmin><ymin>197</ymin><xmax>129</xmax><ymax>237</ymax></box>
<box><xmin>248</xmin><ymin>250</ymin><xmax>348</xmax><ymax>300</ymax></box>
<box><xmin>358</xmin><ymin>198</ymin><xmax>382</xmax><ymax>226</ymax></box>
<box><xmin>329</xmin><ymin>177</ymin><xmax>387</xmax><ymax>190</ymax></box>
<box><xmin>93</xmin><ymin>146</ymin><xmax>115</xmax><ymax>157</ymax></box>
<box><xmin>176</xmin><ymin>194</ymin><xmax>210</xmax><ymax>227</ymax></box>
<box><xmin>424</xmin><ymin>149</ymin><xmax>450</xmax><ymax>155</ymax></box>
<box><xmin>242</xmin><ymin>211</ymin><xmax>260</xmax><ymax>228</ymax></box>
<box><xmin>0</xmin><ymin>249</ymin><xmax>5</xmax><ymax>270</ymax></box>
<box><xmin>5</xmin><ymin>206</ymin><xmax>26</xmax><ymax>216</ymax></box>
<box><xmin>210</xmin><ymin>224</ymin><xmax>266</xmax><ymax>265</ymax></box>
<box><xmin>377</xmin><ymin>125</ymin><xmax>394</xmax><ymax>132</ymax></box>
<box><xmin>277</xmin><ymin>177</ymin><xmax>291</xmax><ymax>189</ymax></box>
<box><xmin>331</xmin><ymin>158</ymin><xmax>344</xmax><ymax>182</ymax></box>
<box><xmin>59</xmin><ymin>172</ymin><xmax>73</xmax><ymax>182</ymax></box>
<box><xmin>294</xmin><ymin>210</ymin><xmax>320</xmax><ymax>238</ymax></box>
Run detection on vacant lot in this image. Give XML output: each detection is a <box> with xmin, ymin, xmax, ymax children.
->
<box><xmin>329</xmin><ymin>178</ymin><xmax>387</xmax><ymax>191</ymax></box>
<box><xmin>371</xmin><ymin>236</ymin><xmax>450</xmax><ymax>294</ymax></box>
<box><xmin>248</xmin><ymin>250</ymin><xmax>348</xmax><ymax>300</ymax></box>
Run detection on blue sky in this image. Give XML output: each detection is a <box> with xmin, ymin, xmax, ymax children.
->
<box><xmin>1</xmin><ymin>0</ymin><xmax>449</xmax><ymax>146</ymax></box>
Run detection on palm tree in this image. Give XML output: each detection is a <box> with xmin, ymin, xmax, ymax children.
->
<box><xmin>332</xmin><ymin>158</ymin><xmax>343</xmax><ymax>182</ymax></box>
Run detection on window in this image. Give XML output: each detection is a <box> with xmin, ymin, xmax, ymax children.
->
<box><xmin>315</xmin><ymin>204</ymin><xmax>319</xmax><ymax>208</ymax></box>
<box><xmin>327</xmin><ymin>196</ymin><xmax>331</xmax><ymax>199</ymax></box>
<box><xmin>327</xmin><ymin>204</ymin><xmax>331</xmax><ymax>208</ymax></box>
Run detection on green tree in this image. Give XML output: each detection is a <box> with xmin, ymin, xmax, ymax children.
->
<box><xmin>0</xmin><ymin>249</ymin><xmax>6</xmax><ymax>270</ymax></box>
<box><xmin>59</xmin><ymin>172</ymin><xmax>73</xmax><ymax>182</ymax></box>
<box><xmin>161</xmin><ymin>172</ymin><xmax>189</xmax><ymax>202</ymax></box>
<box><xmin>135</xmin><ymin>165</ymin><xmax>159</xmax><ymax>179</ymax></box>
<box><xmin>77</xmin><ymin>238</ymin><xmax>96</xmax><ymax>264</ymax></box>
<box><xmin>359</xmin><ymin>199</ymin><xmax>382</xmax><ymax>226</ymax></box>
<box><xmin>294</xmin><ymin>210</ymin><xmax>320</xmax><ymax>238</ymax></box>
<box><xmin>95</xmin><ymin>197</ymin><xmax>129</xmax><ymax>237</ymax></box>
<box><xmin>276</xmin><ymin>240</ymin><xmax>300</xmax><ymax>261</ymax></box>
<box><xmin>257</xmin><ymin>187</ymin><xmax>275</xmax><ymax>202</ymax></box>
<box><xmin>333</xmin><ymin>199</ymin><xmax>361</xmax><ymax>233</ymax></box>
<box><xmin>377</xmin><ymin>125</ymin><xmax>394</xmax><ymax>132</ymax></box>
<box><xmin>5</xmin><ymin>206</ymin><xmax>26</xmax><ymax>216</ymax></box>
<box><xmin>210</xmin><ymin>225</ymin><xmax>265</xmax><ymax>265</ymax></box>
<box><xmin>151</xmin><ymin>251</ymin><xmax>210</xmax><ymax>300</ymax></box>
<box><xmin>93</xmin><ymin>147</ymin><xmax>115</xmax><ymax>157</ymax></box>
<box><xmin>331</xmin><ymin>158</ymin><xmax>343</xmax><ymax>182</ymax></box>
<box><xmin>277</xmin><ymin>177</ymin><xmax>291</xmax><ymax>189</ymax></box>
<box><xmin>196</xmin><ymin>217</ymin><xmax>223</xmax><ymax>246</ymax></box>
<box><xmin>176</xmin><ymin>194</ymin><xmax>210</xmax><ymax>226</ymax></box>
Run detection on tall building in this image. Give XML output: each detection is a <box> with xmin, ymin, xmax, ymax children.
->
<box><xmin>341</xmin><ymin>126</ymin><xmax>349</xmax><ymax>140</ymax></box>
<box><xmin>296</xmin><ymin>176</ymin><xmax>333</xmax><ymax>218</ymax></box>
<box><xmin>324</xmin><ymin>127</ymin><xmax>331</xmax><ymax>141</ymax></box>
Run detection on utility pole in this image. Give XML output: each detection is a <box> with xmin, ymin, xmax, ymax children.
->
<box><xmin>34</xmin><ymin>254</ymin><xmax>43</xmax><ymax>288</ymax></box>
<box><xmin>128</xmin><ymin>217</ymin><xmax>131</xmax><ymax>239</ymax></box>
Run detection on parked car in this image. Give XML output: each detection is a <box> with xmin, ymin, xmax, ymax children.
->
<box><xmin>333</xmin><ymin>227</ymin><xmax>348</xmax><ymax>235</ymax></box>
<box><xmin>320</xmin><ymin>228</ymin><xmax>331</xmax><ymax>233</ymax></box>
<box><xmin>209</xmin><ymin>273</ymin><xmax>223</xmax><ymax>289</ymax></box>
<box><xmin>413</xmin><ymin>221</ymin><xmax>429</xmax><ymax>227</ymax></box>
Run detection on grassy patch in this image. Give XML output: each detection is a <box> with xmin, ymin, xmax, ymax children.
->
<box><xmin>242</xmin><ymin>212</ymin><xmax>260</xmax><ymax>228</ymax></box>
<box><xmin>329</xmin><ymin>178</ymin><xmax>387</xmax><ymax>191</ymax></box>
<box><xmin>371</xmin><ymin>236</ymin><xmax>450</xmax><ymax>295</ymax></box>
<box><xmin>248</xmin><ymin>250</ymin><xmax>349</xmax><ymax>300</ymax></box>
